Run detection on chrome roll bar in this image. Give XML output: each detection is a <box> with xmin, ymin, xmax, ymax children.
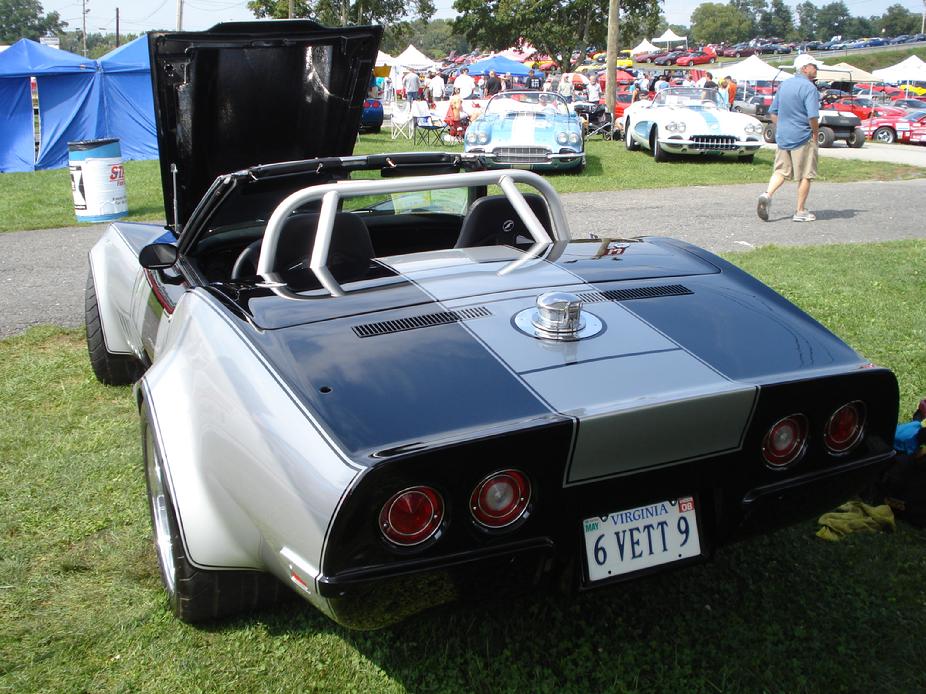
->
<box><xmin>256</xmin><ymin>169</ymin><xmax>572</xmax><ymax>277</ymax></box>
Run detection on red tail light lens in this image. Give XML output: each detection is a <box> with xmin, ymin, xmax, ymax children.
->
<box><xmin>379</xmin><ymin>486</ymin><xmax>444</xmax><ymax>546</ymax></box>
<box><xmin>363</xmin><ymin>100</ymin><xmax>371</xmax><ymax>108</ymax></box>
<box><xmin>762</xmin><ymin>414</ymin><xmax>808</xmax><ymax>468</ymax></box>
<box><xmin>825</xmin><ymin>401</ymin><xmax>866</xmax><ymax>454</ymax></box>
<box><xmin>470</xmin><ymin>470</ymin><xmax>531</xmax><ymax>528</ymax></box>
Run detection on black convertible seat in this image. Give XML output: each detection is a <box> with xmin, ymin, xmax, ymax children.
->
<box><xmin>232</xmin><ymin>211</ymin><xmax>374</xmax><ymax>280</ymax></box>
<box><xmin>454</xmin><ymin>194</ymin><xmax>553</xmax><ymax>249</ymax></box>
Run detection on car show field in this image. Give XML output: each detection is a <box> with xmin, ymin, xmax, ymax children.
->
<box><xmin>3</xmin><ymin>14</ymin><xmax>926</xmax><ymax>694</ymax></box>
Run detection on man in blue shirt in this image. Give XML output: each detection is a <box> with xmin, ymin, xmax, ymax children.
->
<box><xmin>757</xmin><ymin>53</ymin><xmax>822</xmax><ymax>222</ymax></box>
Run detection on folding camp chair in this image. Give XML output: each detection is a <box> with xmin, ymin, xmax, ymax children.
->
<box><xmin>411</xmin><ymin>101</ymin><xmax>448</xmax><ymax>146</ymax></box>
<box><xmin>390</xmin><ymin>101</ymin><xmax>413</xmax><ymax>140</ymax></box>
<box><xmin>585</xmin><ymin>104</ymin><xmax>614</xmax><ymax>140</ymax></box>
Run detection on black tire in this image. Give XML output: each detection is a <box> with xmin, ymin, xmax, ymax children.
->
<box><xmin>709</xmin><ymin>57</ymin><xmax>716</xmax><ymax>63</ymax></box>
<box><xmin>85</xmin><ymin>270</ymin><xmax>144</xmax><ymax>386</ymax></box>
<box><xmin>738</xmin><ymin>154</ymin><xmax>755</xmax><ymax>163</ymax></box>
<box><xmin>371</xmin><ymin>126</ymin><xmax>381</xmax><ymax>134</ymax></box>
<box><xmin>847</xmin><ymin>127</ymin><xmax>865</xmax><ymax>148</ymax></box>
<box><xmin>763</xmin><ymin>124</ymin><xmax>776</xmax><ymax>143</ymax></box>
<box><xmin>873</xmin><ymin>126</ymin><xmax>896</xmax><ymax>144</ymax></box>
<box><xmin>625</xmin><ymin>120</ymin><xmax>639</xmax><ymax>150</ymax></box>
<box><xmin>652</xmin><ymin>128</ymin><xmax>668</xmax><ymax>162</ymax></box>
<box><xmin>816</xmin><ymin>126</ymin><xmax>835</xmax><ymax>148</ymax></box>
<box><xmin>142</xmin><ymin>414</ymin><xmax>289</xmax><ymax>623</ymax></box>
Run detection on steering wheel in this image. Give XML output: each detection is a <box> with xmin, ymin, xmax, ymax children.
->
<box><xmin>230</xmin><ymin>239</ymin><xmax>262</xmax><ymax>280</ymax></box>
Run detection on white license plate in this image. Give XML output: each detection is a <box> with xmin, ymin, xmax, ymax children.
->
<box><xmin>582</xmin><ymin>497</ymin><xmax>701</xmax><ymax>582</ymax></box>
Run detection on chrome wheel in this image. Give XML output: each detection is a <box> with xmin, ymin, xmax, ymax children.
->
<box><xmin>145</xmin><ymin>428</ymin><xmax>177</xmax><ymax>594</ymax></box>
<box><xmin>874</xmin><ymin>127</ymin><xmax>895</xmax><ymax>144</ymax></box>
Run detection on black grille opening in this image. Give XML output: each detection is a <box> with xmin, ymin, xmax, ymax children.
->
<box><xmin>577</xmin><ymin>284</ymin><xmax>693</xmax><ymax>304</ymax></box>
<box><xmin>353</xmin><ymin>306</ymin><xmax>492</xmax><ymax>338</ymax></box>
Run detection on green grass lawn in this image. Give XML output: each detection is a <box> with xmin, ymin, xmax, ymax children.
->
<box><xmin>1</xmin><ymin>133</ymin><xmax>923</xmax><ymax>232</ymax></box>
<box><xmin>1</xmin><ymin>241</ymin><xmax>924</xmax><ymax>692</ymax></box>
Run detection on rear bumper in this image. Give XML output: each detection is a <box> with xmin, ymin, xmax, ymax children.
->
<box><xmin>310</xmin><ymin>449</ymin><xmax>893</xmax><ymax>629</ymax></box>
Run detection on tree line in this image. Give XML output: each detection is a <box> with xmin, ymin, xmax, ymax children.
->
<box><xmin>3</xmin><ymin>0</ymin><xmax>922</xmax><ymax>69</ymax></box>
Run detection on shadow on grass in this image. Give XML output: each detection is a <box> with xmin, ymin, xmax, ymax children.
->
<box><xmin>211</xmin><ymin>519</ymin><xmax>925</xmax><ymax>692</ymax></box>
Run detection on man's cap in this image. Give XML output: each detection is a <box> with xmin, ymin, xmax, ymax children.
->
<box><xmin>793</xmin><ymin>54</ymin><xmax>823</xmax><ymax>70</ymax></box>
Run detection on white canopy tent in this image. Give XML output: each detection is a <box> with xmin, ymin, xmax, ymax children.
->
<box><xmin>376</xmin><ymin>50</ymin><xmax>396</xmax><ymax>67</ymax></box>
<box><xmin>630</xmin><ymin>39</ymin><xmax>659</xmax><ymax>55</ymax></box>
<box><xmin>871</xmin><ymin>55</ymin><xmax>926</xmax><ymax>83</ymax></box>
<box><xmin>813</xmin><ymin>62</ymin><xmax>879</xmax><ymax>83</ymax></box>
<box><xmin>721</xmin><ymin>54</ymin><xmax>793</xmax><ymax>83</ymax></box>
<box><xmin>652</xmin><ymin>29</ymin><xmax>687</xmax><ymax>50</ymax></box>
<box><xmin>394</xmin><ymin>44</ymin><xmax>437</xmax><ymax>71</ymax></box>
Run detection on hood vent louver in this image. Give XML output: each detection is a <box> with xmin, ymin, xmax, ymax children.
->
<box><xmin>353</xmin><ymin>306</ymin><xmax>492</xmax><ymax>338</ymax></box>
<box><xmin>578</xmin><ymin>284</ymin><xmax>693</xmax><ymax>304</ymax></box>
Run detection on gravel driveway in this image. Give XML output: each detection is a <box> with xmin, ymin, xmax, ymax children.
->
<box><xmin>2</xmin><ymin>177</ymin><xmax>926</xmax><ymax>339</ymax></box>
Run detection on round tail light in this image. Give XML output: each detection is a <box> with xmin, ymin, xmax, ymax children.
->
<box><xmin>825</xmin><ymin>401</ymin><xmax>866</xmax><ymax>454</ymax></box>
<box><xmin>762</xmin><ymin>414</ymin><xmax>808</xmax><ymax>468</ymax></box>
<box><xmin>379</xmin><ymin>486</ymin><xmax>443</xmax><ymax>546</ymax></box>
<box><xmin>470</xmin><ymin>470</ymin><xmax>531</xmax><ymax>529</ymax></box>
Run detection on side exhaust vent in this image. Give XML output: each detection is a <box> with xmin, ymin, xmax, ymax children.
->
<box><xmin>578</xmin><ymin>284</ymin><xmax>693</xmax><ymax>304</ymax></box>
<box><xmin>353</xmin><ymin>306</ymin><xmax>492</xmax><ymax>338</ymax></box>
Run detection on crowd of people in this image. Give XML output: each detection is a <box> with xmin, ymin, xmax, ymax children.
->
<box><xmin>395</xmin><ymin>64</ymin><xmax>741</xmax><ymax>112</ymax></box>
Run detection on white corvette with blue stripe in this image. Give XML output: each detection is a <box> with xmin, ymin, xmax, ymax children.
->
<box><xmin>624</xmin><ymin>87</ymin><xmax>764</xmax><ymax>162</ymax></box>
<box><xmin>464</xmin><ymin>91</ymin><xmax>585</xmax><ymax>172</ymax></box>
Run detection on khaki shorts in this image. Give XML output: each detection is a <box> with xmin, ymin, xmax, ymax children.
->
<box><xmin>773</xmin><ymin>138</ymin><xmax>818</xmax><ymax>181</ymax></box>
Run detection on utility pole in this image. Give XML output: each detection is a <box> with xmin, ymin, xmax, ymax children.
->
<box><xmin>289</xmin><ymin>0</ymin><xmax>294</xmax><ymax>18</ymax></box>
<box><xmin>604</xmin><ymin>0</ymin><xmax>620</xmax><ymax>123</ymax></box>
<box><xmin>116</xmin><ymin>8</ymin><xmax>120</xmax><ymax>47</ymax></box>
<box><xmin>922</xmin><ymin>0</ymin><xmax>925</xmax><ymax>35</ymax></box>
<box><xmin>176</xmin><ymin>0</ymin><xmax>183</xmax><ymax>30</ymax></box>
<box><xmin>81</xmin><ymin>0</ymin><xmax>88</xmax><ymax>57</ymax></box>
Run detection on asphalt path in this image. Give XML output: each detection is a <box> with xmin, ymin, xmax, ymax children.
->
<box><xmin>2</xmin><ymin>151</ymin><xmax>926</xmax><ymax>339</ymax></box>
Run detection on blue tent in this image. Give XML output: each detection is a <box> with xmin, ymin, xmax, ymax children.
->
<box><xmin>0</xmin><ymin>39</ymin><xmax>100</xmax><ymax>172</ymax></box>
<box><xmin>99</xmin><ymin>36</ymin><xmax>158</xmax><ymax>161</ymax></box>
<box><xmin>464</xmin><ymin>55</ymin><xmax>532</xmax><ymax>77</ymax></box>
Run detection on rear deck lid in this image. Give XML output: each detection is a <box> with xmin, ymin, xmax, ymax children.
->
<box><xmin>149</xmin><ymin>20</ymin><xmax>382</xmax><ymax>231</ymax></box>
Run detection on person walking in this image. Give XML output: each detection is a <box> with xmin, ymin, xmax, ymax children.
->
<box><xmin>485</xmin><ymin>70</ymin><xmax>502</xmax><ymax>96</ymax></box>
<box><xmin>454</xmin><ymin>67</ymin><xmax>476</xmax><ymax>99</ymax></box>
<box><xmin>757</xmin><ymin>54</ymin><xmax>822</xmax><ymax>223</ymax></box>
<box><xmin>403</xmin><ymin>70</ymin><xmax>420</xmax><ymax>102</ymax></box>
<box><xmin>430</xmin><ymin>70</ymin><xmax>445</xmax><ymax>101</ymax></box>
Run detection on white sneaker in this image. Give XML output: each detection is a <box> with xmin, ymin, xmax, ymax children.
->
<box><xmin>757</xmin><ymin>193</ymin><xmax>770</xmax><ymax>221</ymax></box>
<box><xmin>792</xmin><ymin>210</ymin><xmax>816</xmax><ymax>222</ymax></box>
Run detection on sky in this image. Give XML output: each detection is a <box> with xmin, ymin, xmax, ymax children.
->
<box><xmin>40</xmin><ymin>0</ymin><xmax>926</xmax><ymax>35</ymax></box>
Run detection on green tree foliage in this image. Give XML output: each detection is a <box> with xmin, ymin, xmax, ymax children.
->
<box><xmin>453</xmin><ymin>0</ymin><xmax>661</xmax><ymax>72</ymax></box>
<box><xmin>382</xmin><ymin>18</ymin><xmax>469</xmax><ymax>58</ymax></box>
<box><xmin>815</xmin><ymin>1</ymin><xmax>852</xmax><ymax>39</ymax></box>
<box><xmin>58</xmin><ymin>32</ymin><xmax>139</xmax><ymax>59</ymax></box>
<box><xmin>880</xmin><ymin>4</ymin><xmax>920</xmax><ymax>36</ymax></box>
<box><xmin>757</xmin><ymin>0</ymin><xmax>792</xmax><ymax>38</ymax></box>
<box><xmin>246</xmin><ymin>0</ymin><xmax>435</xmax><ymax>26</ymax></box>
<box><xmin>728</xmin><ymin>0</ymin><xmax>765</xmax><ymax>35</ymax></box>
<box><xmin>0</xmin><ymin>0</ymin><xmax>67</xmax><ymax>43</ymax></box>
<box><xmin>795</xmin><ymin>1</ymin><xmax>816</xmax><ymax>39</ymax></box>
<box><xmin>690</xmin><ymin>3</ymin><xmax>752</xmax><ymax>44</ymax></box>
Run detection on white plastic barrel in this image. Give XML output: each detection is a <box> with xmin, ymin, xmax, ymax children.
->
<box><xmin>68</xmin><ymin>139</ymin><xmax>128</xmax><ymax>222</ymax></box>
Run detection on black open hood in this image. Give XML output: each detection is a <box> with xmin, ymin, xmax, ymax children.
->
<box><xmin>149</xmin><ymin>20</ymin><xmax>382</xmax><ymax>231</ymax></box>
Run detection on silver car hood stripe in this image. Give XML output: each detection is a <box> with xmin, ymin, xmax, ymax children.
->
<box><xmin>379</xmin><ymin>248</ymin><xmax>757</xmax><ymax>484</ymax></box>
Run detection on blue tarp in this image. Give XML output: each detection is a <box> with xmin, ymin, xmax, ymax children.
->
<box><xmin>0</xmin><ymin>39</ymin><xmax>98</xmax><ymax>172</ymax></box>
<box><xmin>98</xmin><ymin>36</ymin><xmax>158</xmax><ymax>161</ymax></box>
<box><xmin>0</xmin><ymin>36</ymin><xmax>157</xmax><ymax>173</ymax></box>
<box><xmin>464</xmin><ymin>55</ymin><xmax>532</xmax><ymax>77</ymax></box>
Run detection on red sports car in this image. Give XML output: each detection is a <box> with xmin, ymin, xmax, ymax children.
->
<box><xmin>675</xmin><ymin>50</ymin><xmax>717</xmax><ymax>67</ymax></box>
<box><xmin>821</xmin><ymin>96</ymin><xmax>888</xmax><ymax>120</ymax></box>
<box><xmin>862</xmin><ymin>108</ymin><xmax>926</xmax><ymax>144</ymax></box>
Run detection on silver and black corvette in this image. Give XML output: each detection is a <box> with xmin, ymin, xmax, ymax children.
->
<box><xmin>86</xmin><ymin>21</ymin><xmax>899</xmax><ymax>630</ymax></box>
